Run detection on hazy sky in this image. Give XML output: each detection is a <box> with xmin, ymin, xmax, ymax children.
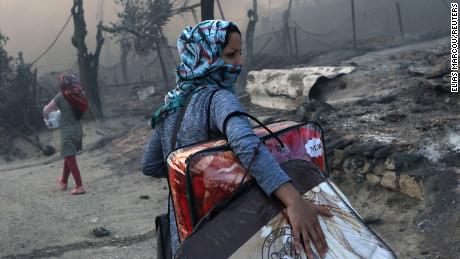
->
<box><xmin>0</xmin><ymin>0</ymin><xmax>283</xmax><ymax>73</ymax></box>
<box><xmin>0</xmin><ymin>0</ymin><xmax>448</xmax><ymax>75</ymax></box>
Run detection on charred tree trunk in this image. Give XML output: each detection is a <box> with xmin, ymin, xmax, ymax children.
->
<box><xmin>201</xmin><ymin>0</ymin><xmax>215</xmax><ymax>21</ymax></box>
<box><xmin>281</xmin><ymin>0</ymin><xmax>294</xmax><ymax>57</ymax></box>
<box><xmin>71</xmin><ymin>0</ymin><xmax>104</xmax><ymax>118</ymax></box>
<box><xmin>120</xmin><ymin>38</ymin><xmax>129</xmax><ymax>83</ymax></box>
<box><xmin>245</xmin><ymin>0</ymin><xmax>258</xmax><ymax>67</ymax></box>
<box><xmin>155</xmin><ymin>41</ymin><xmax>170</xmax><ymax>89</ymax></box>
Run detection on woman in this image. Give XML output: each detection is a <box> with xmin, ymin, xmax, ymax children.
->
<box><xmin>143</xmin><ymin>20</ymin><xmax>331</xmax><ymax>258</ymax></box>
<box><xmin>43</xmin><ymin>73</ymin><xmax>87</xmax><ymax>195</ymax></box>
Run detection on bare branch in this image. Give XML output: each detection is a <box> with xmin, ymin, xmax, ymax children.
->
<box><xmin>100</xmin><ymin>24</ymin><xmax>141</xmax><ymax>36</ymax></box>
<box><xmin>94</xmin><ymin>22</ymin><xmax>105</xmax><ymax>58</ymax></box>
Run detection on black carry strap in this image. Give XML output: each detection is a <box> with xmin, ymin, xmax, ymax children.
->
<box><xmin>169</xmin><ymin>88</ymin><xmax>221</xmax><ymax>242</ymax></box>
<box><xmin>223</xmin><ymin>111</ymin><xmax>285</xmax><ymax>148</ymax></box>
<box><xmin>188</xmin><ymin>111</ymin><xmax>280</xmax><ymax>228</ymax></box>
<box><xmin>171</xmin><ymin>89</ymin><xmax>220</xmax><ymax>151</ymax></box>
<box><xmin>206</xmin><ymin>89</ymin><xmax>220</xmax><ymax>139</ymax></box>
<box><xmin>222</xmin><ymin>111</ymin><xmax>284</xmax><ymax>187</ymax></box>
<box><xmin>171</xmin><ymin>94</ymin><xmax>194</xmax><ymax>151</ymax></box>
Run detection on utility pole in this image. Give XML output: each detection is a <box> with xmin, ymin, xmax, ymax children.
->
<box><xmin>155</xmin><ymin>41</ymin><xmax>169</xmax><ymax>89</ymax></box>
<box><xmin>395</xmin><ymin>2</ymin><xmax>404</xmax><ymax>39</ymax></box>
<box><xmin>351</xmin><ymin>0</ymin><xmax>357</xmax><ymax>48</ymax></box>
<box><xmin>216</xmin><ymin>0</ymin><xmax>225</xmax><ymax>20</ymax></box>
<box><xmin>294</xmin><ymin>26</ymin><xmax>298</xmax><ymax>60</ymax></box>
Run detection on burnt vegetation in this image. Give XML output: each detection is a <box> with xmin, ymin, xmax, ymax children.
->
<box><xmin>0</xmin><ymin>32</ymin><xmax>43</xmax><ymax>156</ymax></box>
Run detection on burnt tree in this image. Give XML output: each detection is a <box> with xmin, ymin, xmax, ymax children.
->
<box><xmin>71</xmin><ymin>0</ymin><xmax>104</xmax><ymax>118</ymax></box>
<box><xmin>201</xmin><ymin>0</ymin><xmax>214</xmax><ymax>20</ymax></box>
<box><xmin>0</xmin><ymin>32</ymin><xmax>44</xmax><ymax>154</ymax></box>
<box><xmin>245</xmin><ymin>0</ymin><xmax>258</xmax><ymax>66</ymax></box>
<box><xmin>281</xmin><ymin>0</ymin><xmax>294</xmax><ymax>57</ymax></box>
<box><xmin>120</xmin><ymin>38</ymin><xmax>130</xmax><ymax>83</ymax></box>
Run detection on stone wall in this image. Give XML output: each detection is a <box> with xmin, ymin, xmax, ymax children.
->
<box><xmin>330</xmin><ymin>142</ymin><xmax>426</xmax><ymax>200</ymax></box>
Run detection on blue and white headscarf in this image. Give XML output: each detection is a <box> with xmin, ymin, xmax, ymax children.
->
<box><xmin>151</xmin><ymin>20</ymin><xmax>242</xmax><ymax>129</ymax></box>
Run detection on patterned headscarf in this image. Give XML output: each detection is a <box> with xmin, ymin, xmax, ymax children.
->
<box><xmin>59</xmin><ymin>73</ymin><xmax>88</xmax><ymax>112</ymax></box>
<box><xmin>151</xmin><ymin>20</ymin><xmax>242</xmax><ymax>129</ymax></box>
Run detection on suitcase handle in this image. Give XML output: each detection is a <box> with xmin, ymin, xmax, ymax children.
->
<box><xmin>223</xmin><ymin>111</ymin><xmax>285</xmax><ymax>148</ymax></box>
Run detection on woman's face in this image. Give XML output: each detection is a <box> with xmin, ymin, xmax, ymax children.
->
<box><xmin>222</xmin><ymin>32</ymin><xmax>244</xmax><ymax>66</ymax></box>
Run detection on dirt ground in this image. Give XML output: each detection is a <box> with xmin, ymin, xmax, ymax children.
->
<box><xmin>1</xmin><ymin>37</ymin><xmax>459</xmax><ymax>259</ymax></box>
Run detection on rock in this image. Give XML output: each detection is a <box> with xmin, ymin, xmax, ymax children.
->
<box><xmin>342</xmin><ymin>156</ymin><xmax>355</xmax><ymax>175</ymax></box>
<box><xmin>410</xmin><ymin>106</ymin><xmax>430</xmax><ymax>114</ymax></box>
<box><xmin>373</xmin><ymin>163</ymin><xmax>386</xmax><ymax>176</ymax></box>
<box><xmin>441</xmin><ymin>152</ymin><xmax>460</xmax><ymax>167</ymax></box>
<box><xmin>384</xmin><ymin>157</ymin><xmax>396</xmax><ymax>170</ymax></box>
<box><xmin>356</xmin><ymin>159</ymin><xmax>372</xmax><ymax>175</ymax></box>
<box><xmin>355</xmin><ymin>173</ymin><xmax>366</xmax><ymax>183</ymax></box>
<box><xmin>380</xmin><ymin>171</ymin><xmax>398</xmax><ymax>190</ymax></box>
<box><xmin>366</xmin><ymin>173</ymin><xmax>381</xmax><ymax>185</ymax></box>
<box><xmin>246</xmin><ymin>67</ymin><xmax>355</xmax><ymax>110</ymax></box>
<box><xmin>342</xmin><ymin>155</ymin><xmax>372</xmax><ymax>176</ymax></box>
<box><xmin>380</xmin><ymin>113</ymin><xmax>407</xmax><ymax>122</ymax></box>
<box><xmin>91</xmin><ymin>227</ymin><xmax>111</xmax><ymax>238</ymax></box>
<box><xmin>375</xmin><ymin>95</ymin><xmax>397</xmax><ymax>104</ymax></box>
<box><xmin>296</xmin><ymin>106</ymin><xmax>306</xmax><ymax>121</ymax></box>
<box><xmin>373</xmin><ymin>146</ymin><xmax>392</xmax><ymax>159</ymax></box>
<box><xmin>332</xmin><ymin>150</ymin><xmax>346</xmax><ymax>170</ymax></box>
<box><xmin>327</xmin><ymin>137</ymin><xmax>354</xmax><ymax>153</ymax></box>
<box><xmin>363</xmin><ymin>216</ymin><xmax>382</xmax><ymax>225</ymax></box>
<box><xmin>399</xmin><ymin>175</ymin><xmax>424</xmax><ymax>200</ymax></box>
<box><xmin>309</xmin><ymin>75</ymin><xmax>348</xmax><ymax>100</ymax></box>
<box><xmin>442</xmin><ymin>73</ymin><xmax>451</xmax><ymax>83</ymax></box>
<box><xmin>385</xmin><ymin>152</ymin><xmax>424</xmax><ymax>171</ymax></box>
<box><xmin>355</xmin><ymin>143</ymin><xmax>385</xmax><ymax>158</ymax></box>
<box><xmin>137</xmin><ymin>86</ymin><xmax>155</xmax><ymax>101</ymax></box>
<box><xmin>357</xmin><ymin>95</ymin><xmax>397</xmax><ymax>106</ymax></box>
<box><xmin>407</xmin><ymin>65</ymin><xmax>432</xmax><ymax>76</ymax></box>
<box><xmin>42</xmin><ymin>145</ymin><xmax>55</xmax><ymax>156</ymax></box>
<box><xmin>425</xmin><ymin>58</ymin><xmax>450</xmax><ymax>79</ymax></box>
<box><xmin>332</xmin><ymin>170</ymin><xmax>342</xmax><ymax>176</ymax></box>
<box><xmin>428</xmin><ymin>78</ymin><xmax>451</xmax><ymax>93</ymax></box>
<box><xmin>356</xmin><ymin>98</ymin><xmax>372</xmax><ymax>106</ymax></box>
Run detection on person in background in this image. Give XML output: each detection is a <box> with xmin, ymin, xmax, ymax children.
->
<box><xmin>43</xmin><ymin>73</ymin><xmax>88</xmax><ymax>195</ymax></box>
<box><xmin>142</xmin><ymin>20</ymin><xmax>332</xmax><ymax>258</ymax></box>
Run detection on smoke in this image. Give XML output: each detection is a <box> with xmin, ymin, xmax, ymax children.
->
<box><xmin>0</xmin><ymin>0</ymin><xmax>450</xmax><ymax>75</ymax></box>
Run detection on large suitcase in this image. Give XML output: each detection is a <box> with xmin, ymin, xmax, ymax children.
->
<box><xmin>166</xmin><ymin>115</ymin><xmax>396</xmax><ymax>258</ymax></box>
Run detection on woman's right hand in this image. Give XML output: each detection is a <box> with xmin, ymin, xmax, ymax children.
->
<box><xmin>274</xmin><ymin>182</ymin><xmax>333</xmax><ymax>259</ymax></box>
<box><xmin>285</xmin><ymin>197</ymin><xmax>333</xmax><ymax>259</ymax></box>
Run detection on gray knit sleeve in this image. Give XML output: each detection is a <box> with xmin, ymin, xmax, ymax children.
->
<box><xmin>142</xmin><ymin>128</ymin><xmax>165</xmax><ymax>178</ymax></box>
<box><xmin>210</xmin><ymin>90</ymin><xmax>291</xmax><ymax>196</ymax></box>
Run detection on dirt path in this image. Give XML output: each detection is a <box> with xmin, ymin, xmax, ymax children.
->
<box><xmin>0</xmin><ymin>143</ymin><xmax>167</xmax><ymax>259</ymax></box>
<box><xmin>1</xmin><ymin>37</ymin><xmax>458</xmax><ymax>258</ymax></box>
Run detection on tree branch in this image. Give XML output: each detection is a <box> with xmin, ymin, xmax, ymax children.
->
<box><xmin>100</xmin><ymin>24</ymin><xmax>141</xmax><ymax>36</ymax></box>
<box><xmin>94</xmin><ymin>22</ymin><xmax>105</xmax><ymax>58</ymax></box>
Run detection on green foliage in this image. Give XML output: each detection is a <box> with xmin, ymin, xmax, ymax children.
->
<box><xmin>0</xmin><ymin>31</ymin><xmax>12</xmax><ymax>87</ymax></box>
<box><xmin>0</xmin><ymin>31</ymin><xmax>41</xmax><ymax>133</ymax></box>
<box><xmin>114</xmin><ymin>0</ymin><xmax>173</xmax><ymax>55</ymax></box>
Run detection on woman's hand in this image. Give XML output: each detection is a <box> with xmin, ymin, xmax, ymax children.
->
<box><xmin>274</xmin><ymin>182</ymin><xmax>333</xmax><ymax>259</ymax></box>
<box><xmin>43</xmin><ymin>100</ymin><xmax>57</xmax><ymax>120</ymax></box>
<box><xmin>286</xmin><ymin>197</ymin><xmax>333</xmax><ymax>258</ymax></box>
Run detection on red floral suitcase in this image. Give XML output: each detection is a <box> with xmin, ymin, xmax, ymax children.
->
<box><xmin>166</xmin><ymin>120</ymin><xmax>328</xmax><ymax>242</ymax></box>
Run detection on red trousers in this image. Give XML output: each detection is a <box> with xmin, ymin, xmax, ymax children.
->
<box><xmin>62</xmin><ymin>156</ymin><xmax>83</xmax><ymax>187</ymax></box>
